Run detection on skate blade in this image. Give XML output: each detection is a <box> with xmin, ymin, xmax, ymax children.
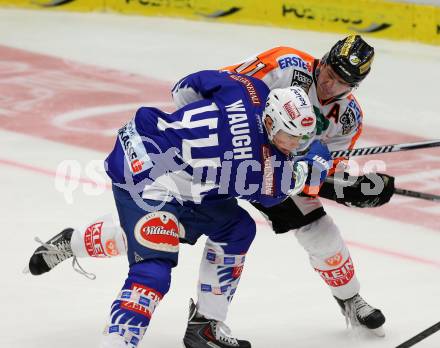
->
<box><xmin>370</xmin><ymin>326</ymin><xmax>385</xmax><ymax>337</ymax></box>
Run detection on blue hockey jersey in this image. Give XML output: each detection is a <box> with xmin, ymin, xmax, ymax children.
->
<box><xmin>105</xmin><ymin>70</ymin><xmax>296</xmax><ymax>207</ymax></box>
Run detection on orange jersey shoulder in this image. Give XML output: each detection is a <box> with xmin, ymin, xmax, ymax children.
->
<box><xmin>222</xmin><ymin>46</ymin><xmax>315</xmax><ymax>80</ymax></box>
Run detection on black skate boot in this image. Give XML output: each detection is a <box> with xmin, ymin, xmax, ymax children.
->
<box><xmin>335</xmin><ymin>294</ymin><xmax>385</xmax><ymax>336</ymax></box>
<box><xmin>27</xmin><ymin>228</ymin><xmax>94</xmax><ymax>279</ymax></box>
<box><xmin>183</xmin><ymin>299</ymin><xmax>251</xmax><ymax>348</ymax></box>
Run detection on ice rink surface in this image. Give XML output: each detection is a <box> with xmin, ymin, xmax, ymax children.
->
<box><xmin>1</xmin><ymin>8</ymin><xmax>440</xmax><ymax>348</ymax></box>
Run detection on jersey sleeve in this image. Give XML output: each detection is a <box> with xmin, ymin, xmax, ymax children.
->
<box><xmin>222</xmin><ymin>46</ymin><xmax>316</xmax><ymax>90</ymax></box>
<box><xmin>171</xmin><ymin>70</ymin><xmax>225</xmax><ymax>109</ymax></box>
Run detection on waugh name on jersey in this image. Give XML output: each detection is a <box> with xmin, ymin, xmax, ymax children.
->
<box><xmin>226</xmin><ymin>99</ymin><xmax>253</xmax><ymax>160</ymax></box>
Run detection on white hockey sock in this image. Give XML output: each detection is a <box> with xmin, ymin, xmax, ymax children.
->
<box><xmin>197</xmin><ymin>238</ymin><xmax>246</xmax><ymax>322</ymax></box>
<box><xmin>70</xmin><ymin>214</ymin><xmax>127</xmax><ymax>258</ymax></box>
<box><xmin>294</xmin><ymin>215</ymin><xmax>360</xmax><ymax>300</ymax></box>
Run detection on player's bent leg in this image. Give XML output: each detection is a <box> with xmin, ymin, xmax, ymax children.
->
<box><xmin>109</xmin><ymin>184</ymin><xmax>184</xmax><ymax>346</ymax></box>
<box><xmin>294</xmin><ymin>215</ymin><xmax>385</xmax><ymax>334</ymax></box>
<box><xmin>27</xmin><ymin>214</ymin><xmax>126</xmax><ymax>277</ymax></box>
<box><xmin>101</xmin><ymin>258</ymin><xmax>172</xmax><ymax>347</ymax></box>
<box><xmin>183</xmin><ymin>204</ymin><xmax>255</xmax><ymax>348</ymax></box>
<box><xmin>294</xmin><ymin>215</ymin><xmax>360</xmax><ymax>299</ymax></box>
<box><xmin>196</xmin><ymin>238</ymin><xmax>249</xmax><ymax>322</ymax></box>
<box><xmin>70</xmin><ymin>213</ymin><xmax>127</xmax><ymax>258</ymax></box>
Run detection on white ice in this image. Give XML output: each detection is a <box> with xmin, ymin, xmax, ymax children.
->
<box><xmin>1</xmin><ymin>9</ymin><xmax>439</xmax><ymax>348</ymax></box>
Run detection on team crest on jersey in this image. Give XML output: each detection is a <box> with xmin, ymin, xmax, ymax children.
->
<box><xmin>291</xmin><ymin>70</ymin><xmax>313</xmax><ymax>93</ymax></box>
<box><xmin>340</xmin><ymin>107</ymin><xmax>357</xmax><ymax>135</ymax></box>
<box><xmin>134</xmin><ymin>212</ymin><xmax>180</xmax><ymax>253</ymax></box>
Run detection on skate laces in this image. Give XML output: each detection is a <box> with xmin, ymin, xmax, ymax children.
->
<box><xmin>344</xmin><ymin>295</ymin><xmax>375</xmax><ymax>326</ymax></box>
<box><xmin>352</xmin><ymin>295</ymin><xmax>375</xmax><ymax>319</ymax></box>
<box><xmin>34</xmin><ymin>237</ymin><xmax>96</xmax><ymax>280</ymax></box>
<box><xmin>213</xmin><ymin>321</ymin><xmax>239</xmax><ymax>346</ymax></box>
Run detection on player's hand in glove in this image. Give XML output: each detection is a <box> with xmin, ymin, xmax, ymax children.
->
<box><xmin>290</xmin><ymin>140</ymin><xmax>333</xmax><ymax>197</ymax></box>
<box><xmin>319</xmin><ymin>172</ymin><xmax>395</xmax><ymax>208</ymax></box>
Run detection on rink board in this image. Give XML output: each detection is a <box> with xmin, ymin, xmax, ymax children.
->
<box><xmin>0</xmin><ymin>0</ymin><xmax>439</xmax><ymax>45</ymax></box>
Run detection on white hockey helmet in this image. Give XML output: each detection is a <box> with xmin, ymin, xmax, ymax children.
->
<box><xmin>263</xmin><ymin>86</ymin><xmax>316</xmax><ymax>142</ymax></box>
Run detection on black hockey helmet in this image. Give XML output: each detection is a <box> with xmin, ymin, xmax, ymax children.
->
<box><xmin>324</xmin><ymin>35</ymin><xmax>374</xmax><ymax>87</ymax></box>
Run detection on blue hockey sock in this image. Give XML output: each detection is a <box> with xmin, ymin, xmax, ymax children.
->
<box><xmin>103</xmin><ymin>259</ymin><xmax>172</xmax><ymax>346</ymax></box>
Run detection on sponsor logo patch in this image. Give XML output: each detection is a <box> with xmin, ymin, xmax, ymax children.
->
<box><xmin>84</xmin><ymin>222</ymin><xmax>106</xmax><ymax>257</ymax></box>
<box><xmin>200</xmin><ymin>284</ymin><xmax>212</xmax><ymax>292</ymax></box>
<box><xmin>292</xmin><ymin>88</ymin><xmax>308</xmax><ymax>107</ymax></box>
<box><xmin>325</xmin><ymin>252</ymin><xmax>343</xmax><ymax>266</ymax></box>
<box><xmin>340</xmin><ymin>35</ymin><xmax>356</xmax><ymax>57</ymax></box>
<box><xmin>206</xmin><ymin>250</ymin><xmax>217</xmax><ymax>263</ymax></box>
<box><xmin>134</xmin><ymin>212</ymin><xmax>180</xmax><ymax>253</ymax></box>
<box><xmin>261</xmin><ymin>145</ymin><xmax>275</xmax><ymax>196</ymax></box>
<box><xmin>315</xmin><ymin>257</ymin><xmax>355</xmax><ymax>287</ymax></box>
<box><xmin>283</xmin><ymin>100</ymin><xmax>300</xmax><ymax>120</ymax></box>
<box><xmin>105</xmin><ymin>239</ymin><xmax>119</xmax><ymax>256</ymax></box>
<box><xmin>279</xmin><ymin>55</ymin><xmax>312</xmax><ymax>72</ymax></box>
<box><xmin>121</xmin><ymin>283</ymin><xmax>163</xmax><ymax>318</ymax></box>
<box><xmin>359</xmin><ymin>57</ymin><xmax>373</xmax><ymax>74</ymax></box>
<box><xmin>291</xmin><ymin>69</ymin><xmax>313</xmax><ymax>93</ymax></box>
<box><xmin>349</xmin><ymin>55</ymin><xmax>360</xmax><ymax>65</ymax></box>
<box><xmin>118</xmin><ymin>119</ymin><xmax>152</xmax><ymax>175</ymax></box>
<box><xmin>200</xmin><ymin>284</ymin><xmax>229</xmax><ymax>295</ymax></box>
<box><xmin>228</xmin><ymin>74</ymin><xmax>261</xmax><ymax>105</ymax></box>
<box><xmin>224</xmin><ymin>257</ymin><xmax>236</xmax><ymax>265</ymax></box>
<box><xmin>301</xmin><ymin>116</ymin><xmax>314</xmax><ymax>127</ymax></box>
<box><xmin>130</xmin><ymin>159</ymin><xmax>143</xmax><ymax>173</ymax></box>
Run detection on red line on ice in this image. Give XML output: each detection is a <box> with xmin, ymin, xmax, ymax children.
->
<box><xmin>0</xmin><ymin>158</ymin><xmax>111</xmax><ymax>190</ymax></box>
<box><xmin>253</xmin><ymin>219</ymin><xmax>440</xmax><ymax>269</ymax></box>
<box><xmin>345</xmin><ymin>240</ymin><xmax>440</xmax><ymax>269</ymax></box>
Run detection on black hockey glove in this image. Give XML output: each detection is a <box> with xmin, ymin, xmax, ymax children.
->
<box><xmin>319</xmin><ymin>172</ymin><xmax>395</xmax><ymax>208</ymax></box>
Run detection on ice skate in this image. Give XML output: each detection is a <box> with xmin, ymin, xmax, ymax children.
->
<box><xmin>26</xmin><ymin>228</ymin><xmax>95</xmax><ymax>279</ymax></box>
<box><xmin>335</xmin><ymin>294</ymin><xmax>385</xmax><ymax>337</ymax></box>
<box><xmin>183</xmin><ymin>299</ymin><xmax>251</xmax><ymax>348</ymax></box>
